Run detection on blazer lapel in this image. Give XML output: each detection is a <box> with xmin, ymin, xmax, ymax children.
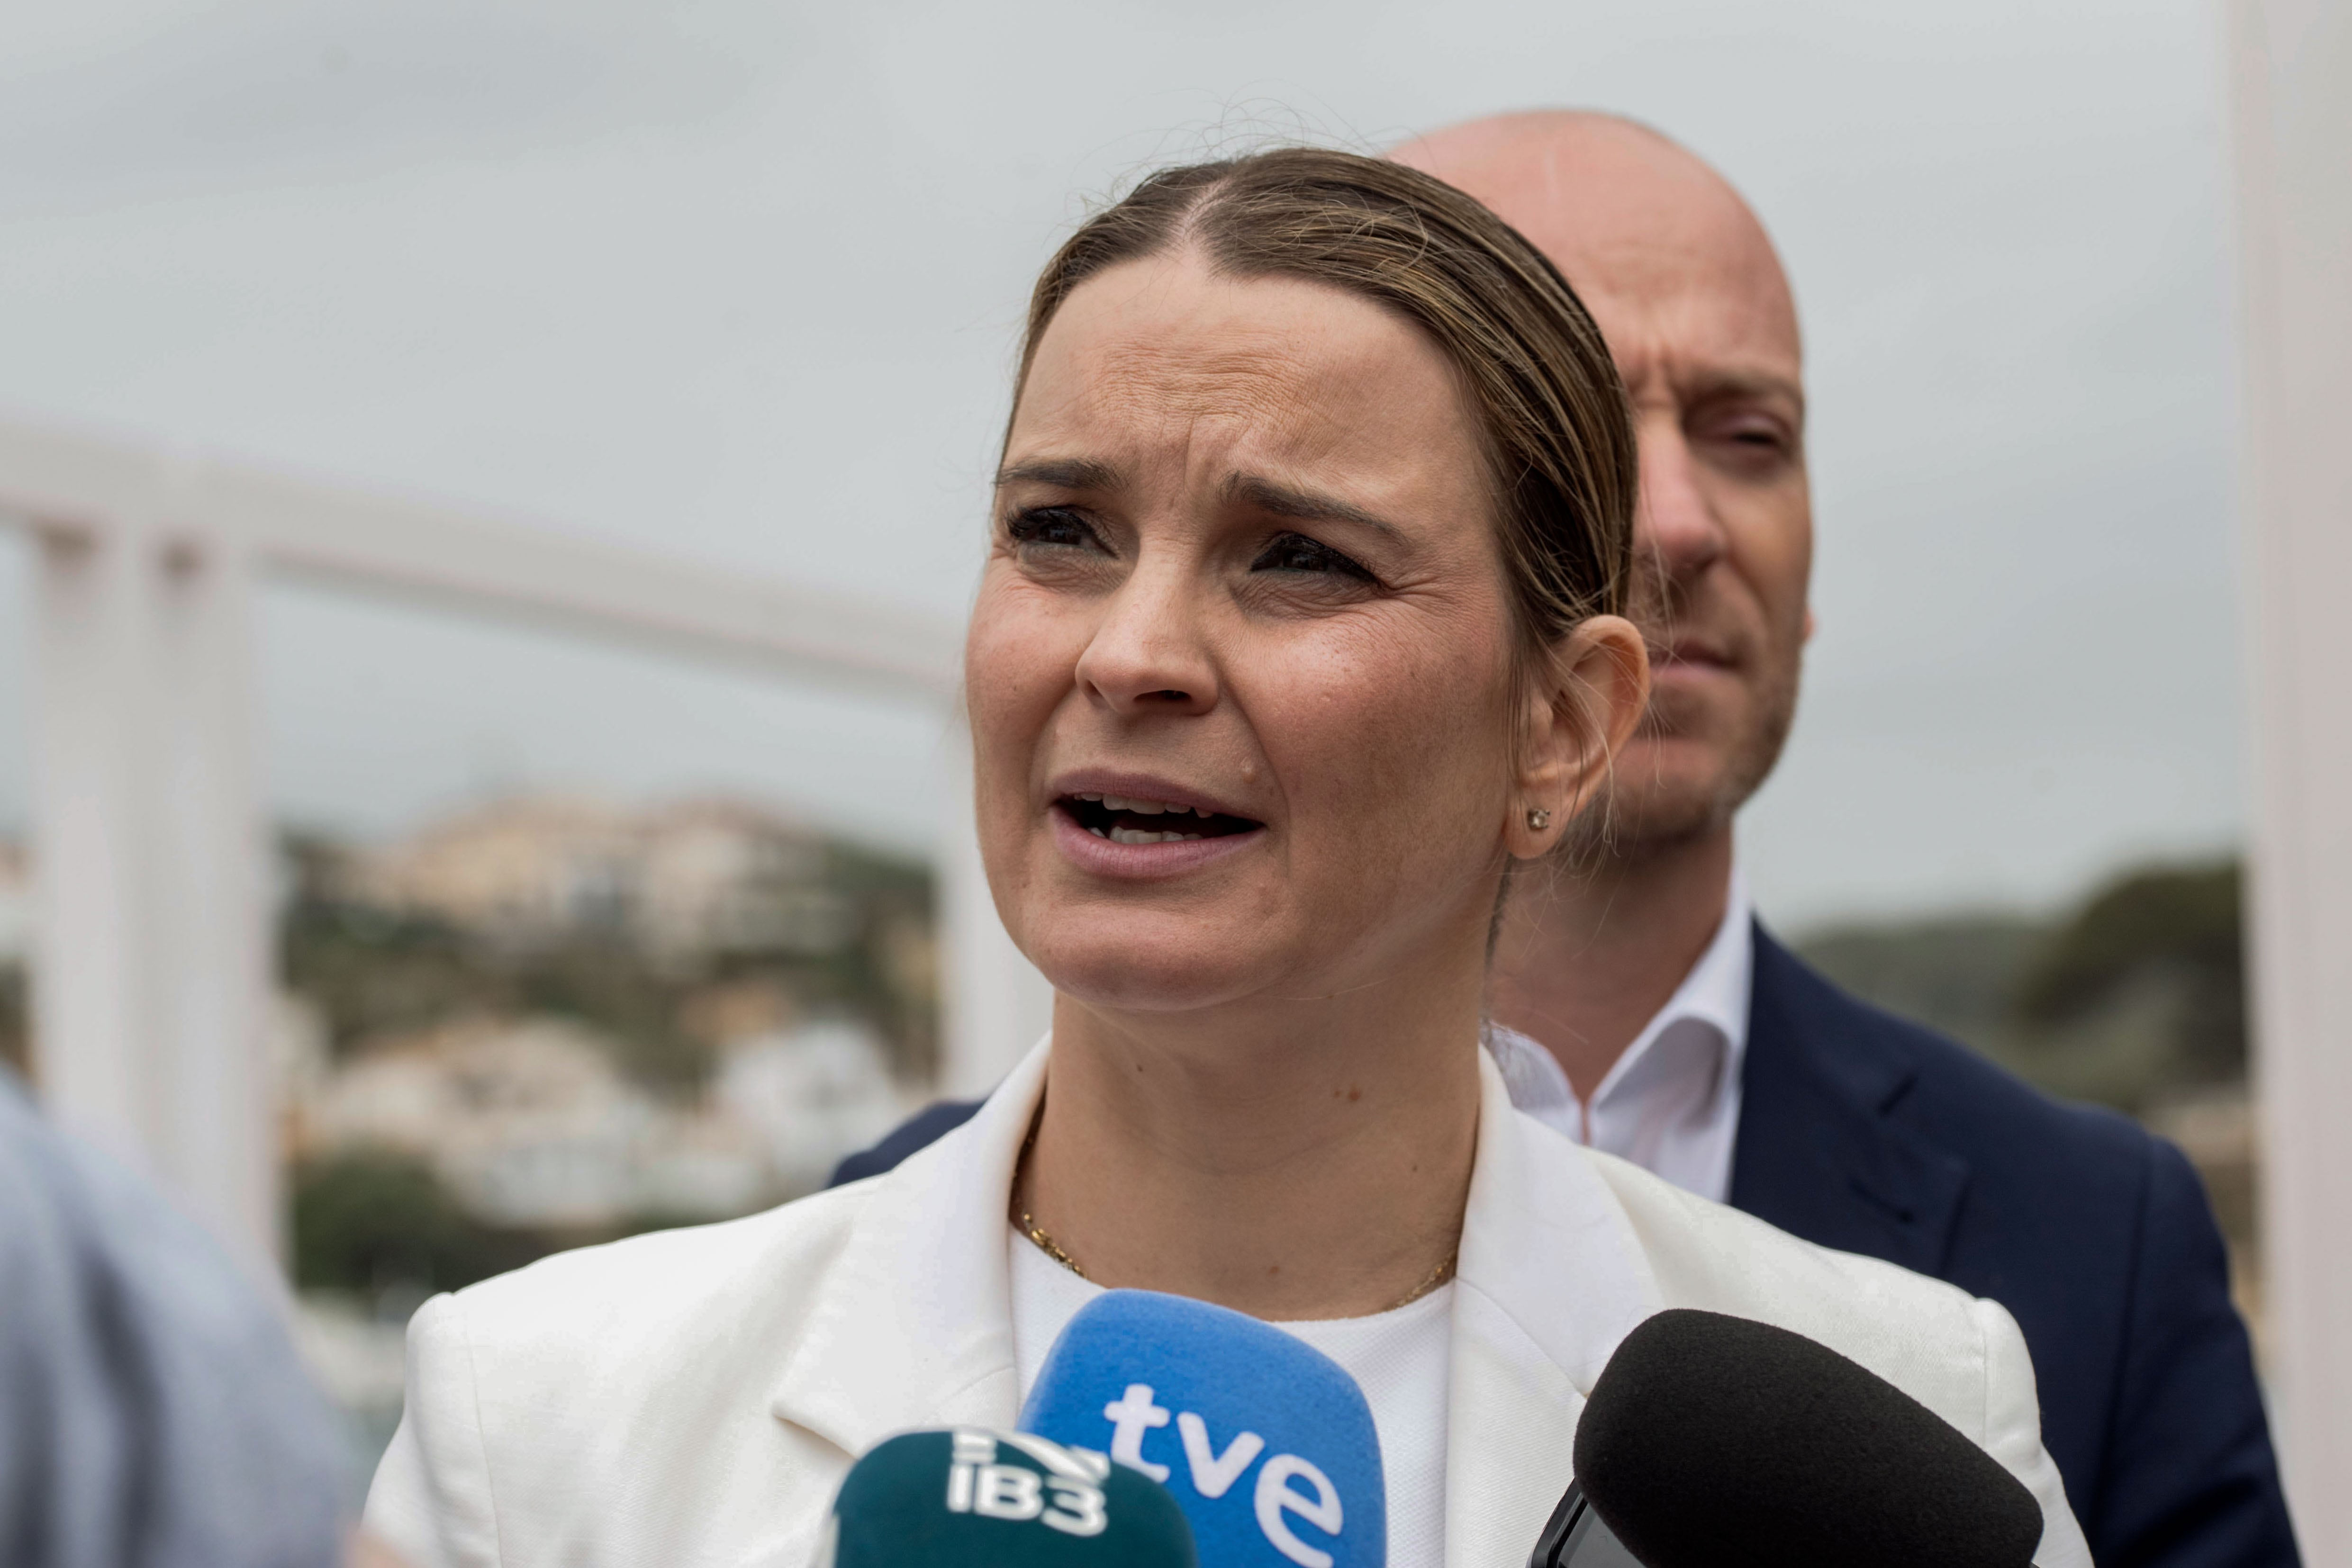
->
<box><xmin>1730</xmin><ymin>924</ymin><xmax>1968</xmax><ymax>1277</ymax></box>
<box><xmin>1446</xmin><ymin>1053</ymin><xmax>1664</xmax><ymax>1568</ymax></box>
<box><xmin>766</xmin><ymin>1039</ymin><xmax>1051</xmax><ymax>1457</ymax></box>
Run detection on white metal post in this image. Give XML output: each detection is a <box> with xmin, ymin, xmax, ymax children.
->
<box><xmin>2227</xmin><ymin>0</ymin><xmax>2352</xmax><ymax>1553</ymax></box>
<box><xmin>29</xmin><ymin>520</ymin><xmax>161</xmax><ymax>1175</ymax></box>
<box><xmin>27</xmin><ymin>508</ymin><xmax>280</xmax><ymax>1284</ymax></box>
<box><xmin>151</xmin><ymin>531</ymin><xmax>279</xmax><ymax>1283</ymax></box>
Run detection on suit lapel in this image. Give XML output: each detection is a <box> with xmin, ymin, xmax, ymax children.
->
<box><xmin>1730</xmin><ymin>924</ymin><xmax>1969</xmax><ymax>1278</ymax></box>
<box><xmin>1446</xmin><ymin>1053</ymin><xmax>1664</xmax><ymax>1568</ymax></box>
<box><xmin>766</xmin><ymin>1041</ymin><xmax>1049</xmax><ymax>1457</ymax></box>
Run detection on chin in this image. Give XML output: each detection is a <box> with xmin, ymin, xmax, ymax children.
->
<box><xmin>1019</xmin><ymin>908</ymin><xmax>1275</xmax><ymax>1015</ymax></box>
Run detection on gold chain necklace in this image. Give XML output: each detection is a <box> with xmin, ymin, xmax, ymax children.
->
<box><xmin>1010</xmin><ymin>1116</ymin><xmax>1460</xmax><ymax>1314</ymax></box>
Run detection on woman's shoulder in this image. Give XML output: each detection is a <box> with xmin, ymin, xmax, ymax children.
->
<box><xmin>1575</xmin><ymin>1150</ymin><xmax>2090</xmax><ymax>1568</ymax></box>
<box><xmin>369</xmin><ymin>1183</ymin><xmax>880</xmax><ymax>1566</ymax></box>
<box><xmin>425</xmin><ymin>1179</ymin><xmax>876</xmax><ymax>1372</ymax></box>
<box><xmin>1580</xmin><ymin>1149</ymin><xmax>2018</xmax><ymax>1430</ymax></box>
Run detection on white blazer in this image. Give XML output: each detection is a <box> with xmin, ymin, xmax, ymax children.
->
<box><xmin>366</xmin><ymin>1041</ymin><xmax>2090</xmax><ymax>1568</ymax></box>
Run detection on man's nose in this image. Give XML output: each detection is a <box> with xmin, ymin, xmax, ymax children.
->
<box><xmin>1636</xmin><ymin>422</ymin><xmax>1728</xmax><ymax>587</ymax></box>
<box><xmin>1073</xmin><ymin>561</ymin><xmax>1220</xmax><ymax>717</ymax></box>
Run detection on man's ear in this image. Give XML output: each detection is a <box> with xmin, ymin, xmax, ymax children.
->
<box><xmin>1506</xmin><ymin>613</ymin><xmax>1651</xmax><ymax>861</ymax></box>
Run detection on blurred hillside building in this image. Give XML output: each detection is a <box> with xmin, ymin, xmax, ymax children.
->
<box><xmin>280</xmin><ymin>792</ymin><xmax>927</xmax><ymax>1234</ymax></box>
<box><xmin>341</xmin><ymin>795</ymin><xmax>855</xmax><ymax>965</ymax></box>
<box><xmin>286</xmin><ymin>1009</ymin><xmax>906</xmax><ymax>1230</ymax></box>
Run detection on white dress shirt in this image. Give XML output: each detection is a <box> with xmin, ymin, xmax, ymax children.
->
<box><xmin>1484</xmin><ymin>870</ymin><xmax>1753</xmax><ymax>1203</ymax></box>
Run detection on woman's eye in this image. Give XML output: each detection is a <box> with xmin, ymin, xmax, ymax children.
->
<box><xmin>1006</xmin><ymin>507</ymin><xmax>1106</xmax><ymax>552</ymax></box>
<box><xmin>1249</xmin><ymin>532</ymin><xmax>1376</xmax><ymax>584</ymax></box>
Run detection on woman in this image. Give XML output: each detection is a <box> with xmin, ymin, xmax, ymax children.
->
<box><xmin>366</xmin><ymin>149</ymin><xmax>2087</xmax><ymax>1568</ymax></box>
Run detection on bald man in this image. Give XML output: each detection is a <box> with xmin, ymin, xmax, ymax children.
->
<box><xmin>1391</xmin><ymin>112</ymin><xmax>2293</xmax><ymax>1568</ymax></box>
<box><xmin>832</xmin><ymin>116</ymin><xmax>2297</xmax><ymax>1567</ymax></box>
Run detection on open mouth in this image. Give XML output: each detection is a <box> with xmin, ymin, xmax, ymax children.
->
<box><xmin>1056</xmin><ymin>792</ymin><xmax>1263</xmax><ymax>846</ymax></box>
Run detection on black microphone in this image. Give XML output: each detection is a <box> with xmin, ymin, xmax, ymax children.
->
<box><xmin>1533</xmin><ymin>1308</ymin><xmax>2044</xmax><ymax>1568</ymax></box>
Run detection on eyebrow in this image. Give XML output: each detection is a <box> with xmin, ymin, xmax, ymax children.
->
<box><xmin>994</xmin><ymin>458</ymin><xmax>1124</xmax><ymax>491</ymax></box>
<box><xmin>1684</xmin><ymin>369</ymin><xmax>1807</xmax><ymax>419</ymax></box>
<box><xmin>1221</xmin><ymin>474</ymin><xmax>1404</xmax><ymax>540</ymax></box>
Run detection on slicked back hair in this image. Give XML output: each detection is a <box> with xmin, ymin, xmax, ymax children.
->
<box><xmin>1012</xmin><ymin>145</ymin><xmax>1637</xmax><ymax>669</ymax></box>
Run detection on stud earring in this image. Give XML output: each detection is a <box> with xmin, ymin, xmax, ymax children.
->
<box><xmin>1526</xmin><ymin>807</ymin><xmax>1552</xmax><ymax>831</ymax></box>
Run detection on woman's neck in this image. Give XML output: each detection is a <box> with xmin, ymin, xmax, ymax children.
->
<box><xmin>1018</xmin><ymin>942</ymin><xmax>1486</xmax><ymax>1322</ymax></box>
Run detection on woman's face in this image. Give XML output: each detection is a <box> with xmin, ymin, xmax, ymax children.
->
<box><xmin>969</xmin><ymin>251</ymin><xmax>1535</xmax><ymax>1014</ymax></box>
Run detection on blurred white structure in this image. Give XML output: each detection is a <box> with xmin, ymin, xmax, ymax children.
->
<box><xmin>713</xmin><ymin>1019</ymin><xmax>909</xmax><ymax>1193</ymax></box>
<box><xmin>2227</xmin><ymin>0</ymin><xmax>2352</xmax><ymax>1554</ymax></box>
<box><xmin>0</xmin><ymin>417</ymin><xmax>1050</xmax><ymax>1285</ymax></box>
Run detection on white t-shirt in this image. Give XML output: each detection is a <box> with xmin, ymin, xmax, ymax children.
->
<box><xmin>1008</xmin><ymin>1228</ymin><xmax>1453</xmax><ymax>1568</ymax></box>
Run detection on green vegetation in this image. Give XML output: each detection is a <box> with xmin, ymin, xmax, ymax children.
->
<box><xmin>2014</xmin><ymin>862</ymin><xmax>2243</xmax><ymax>1084</ymax></box>
<box><xmin>0</xmin><ymin>963</ymin><xmax>26</xmax><ymax>1082</ymax></box>
<box><xmin>1798</xmin><ymin>858</ymin><xmax>2245</xmax><ymax>1112</ymax></box>
<box><xmin>289</xmin><ymin>1149</ymin><xmax>534</xmax><ymax>1296</ymax></box>
<box><xmin>289</xmin><ymin>1148</ymin><xmax>705</xmax><ymax>1298</ymax></box>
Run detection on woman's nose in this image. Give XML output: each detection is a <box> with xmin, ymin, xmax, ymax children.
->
<box><xmin>1073</xmin><ymin>563</ymin><xmax>1220</xmax><ymax>717</ymax></box>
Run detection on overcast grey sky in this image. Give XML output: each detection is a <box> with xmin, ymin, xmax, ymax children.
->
<box><xmin>0</xmin><ymin>0</ymin><xmax>2243</xmax><ymax>929</ymax></box>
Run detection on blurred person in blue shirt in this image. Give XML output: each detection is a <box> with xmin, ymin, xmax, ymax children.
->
<box><xmin>1</xmin><ymin>1066</ymin><xmax>349</xmax><ymax>1568</ymax></box>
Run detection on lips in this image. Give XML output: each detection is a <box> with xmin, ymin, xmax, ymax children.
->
<box><xmin>1043</xmin><ymin>772</ymin><xmax>1268</xmax><ymax>877</ymax></box>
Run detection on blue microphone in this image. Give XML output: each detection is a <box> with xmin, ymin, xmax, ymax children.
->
<box><xmin>1018</xmin><ymin>1290</ymin><xmax>1385</xmax><ymax>1568</ymax></box>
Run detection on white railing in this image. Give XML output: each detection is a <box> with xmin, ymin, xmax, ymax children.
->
<box><xmin>0</xmin><ymin>416</ymin><xmax>1050</xmax><ymax>1287</ymax></box>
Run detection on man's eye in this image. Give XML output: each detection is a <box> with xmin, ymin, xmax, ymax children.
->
<box><xmin>1705</xmin><ymin>416</ymin><xmax>1792</xmax><ymax>456</ymax></box>
<box><xmin>1007</xmin><ymin>507</ymin><xmax>1104</xmax><ymax>551</ymax></box>
<box><xmin>1249</xmin><ymin>532</ymin><xmax>1376</xmax><ymax>583</ymax></box>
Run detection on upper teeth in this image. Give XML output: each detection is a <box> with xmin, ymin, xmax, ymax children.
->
<box><xmin>1079</xmin><ymin>793</ymin><xmax>1198</xmax><ymax>817</ymax></box>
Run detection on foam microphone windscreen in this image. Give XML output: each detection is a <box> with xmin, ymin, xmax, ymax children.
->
<box><xmin>1019</xmin><ymin>1290</ymin><xmax>1386</xmax><ymax>1568</ymax></box>
<box><xmin>1572</xmin><ymin>1309</ymin><xmax>2044</xmax><ymax>1568</ymax></box>
<box><xmin>816</xmin><ymin>1427</ymin><xmax>1197</xmax><ymax>1568</ymax></box>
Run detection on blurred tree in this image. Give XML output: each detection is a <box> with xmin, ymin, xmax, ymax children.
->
<box><xmin>290</xmin><ymin>1149</ymin><xmax>529</xmax><ymax>1297</ymax></box>
<box><xmin>2012</xmin><ymin>860</ymin><xmax>2244</xmax><ymax>1085</ymax></box>
<box><xmin>0</xmin><ymin>963</ymin><xmax>27</xmax><ymax>1081</ymax></box>
<box><xmin>1796</xmin><ymin>916</ymin><xmax>2044</xmax><ymax>1052</ymax></box>
<box><xmin>1799</xmin><ymin>856</ymin><xmax>2247</xmax><ymax>1112</ymax></box>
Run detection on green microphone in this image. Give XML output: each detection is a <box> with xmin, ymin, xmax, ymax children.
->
<box><xmin>815</xmin><ymin>1428</ymin><xmax>1199</xmax><ymax>1568</ymax></box>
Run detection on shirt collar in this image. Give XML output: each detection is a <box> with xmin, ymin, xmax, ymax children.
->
<box><xmin>1484</xmin><ymin>866</ymin><xmax>1754</xmax><ymax>1118</ymax></box>
<box><xmin>1595</xmin><ymin>865</ymin><xmax>1753</xmax><ymax>1104</ymax></box>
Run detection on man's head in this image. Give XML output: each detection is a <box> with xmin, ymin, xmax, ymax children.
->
<box><xmin>1394</xmin><ymin>113</ymin><xmax>1811</xmax><ymax>856</ymax></box>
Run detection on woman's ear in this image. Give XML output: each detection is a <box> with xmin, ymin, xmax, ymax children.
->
<box><xmin>1506</xmin><ymin>613</ymin><xmax>1651</xmax><ymax>860</ymax></box>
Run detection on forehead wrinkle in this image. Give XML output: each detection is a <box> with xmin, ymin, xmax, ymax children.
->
<box><xmin>1087</xmin><ymin>330</ymin><xmax>1330</xmax><ymax>423</ymax></box>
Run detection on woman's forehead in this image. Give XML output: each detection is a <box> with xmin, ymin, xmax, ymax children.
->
<box><xmin>1012</xmin><ymin>255</ymin><xmax>1481</xmax><ymax>476</ymax></box>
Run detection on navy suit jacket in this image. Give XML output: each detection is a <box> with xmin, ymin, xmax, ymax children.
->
<box><xmin>827</xmin><ymin>923</ymin><xmax>2298</xmax><ymax>1566</ymax></box>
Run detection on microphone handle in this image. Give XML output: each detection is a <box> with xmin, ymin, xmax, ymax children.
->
<box><xmin>1529</xmin><ymin>1482</ymin><xmax>1644</xmax><ymax>1568</ymax></box>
